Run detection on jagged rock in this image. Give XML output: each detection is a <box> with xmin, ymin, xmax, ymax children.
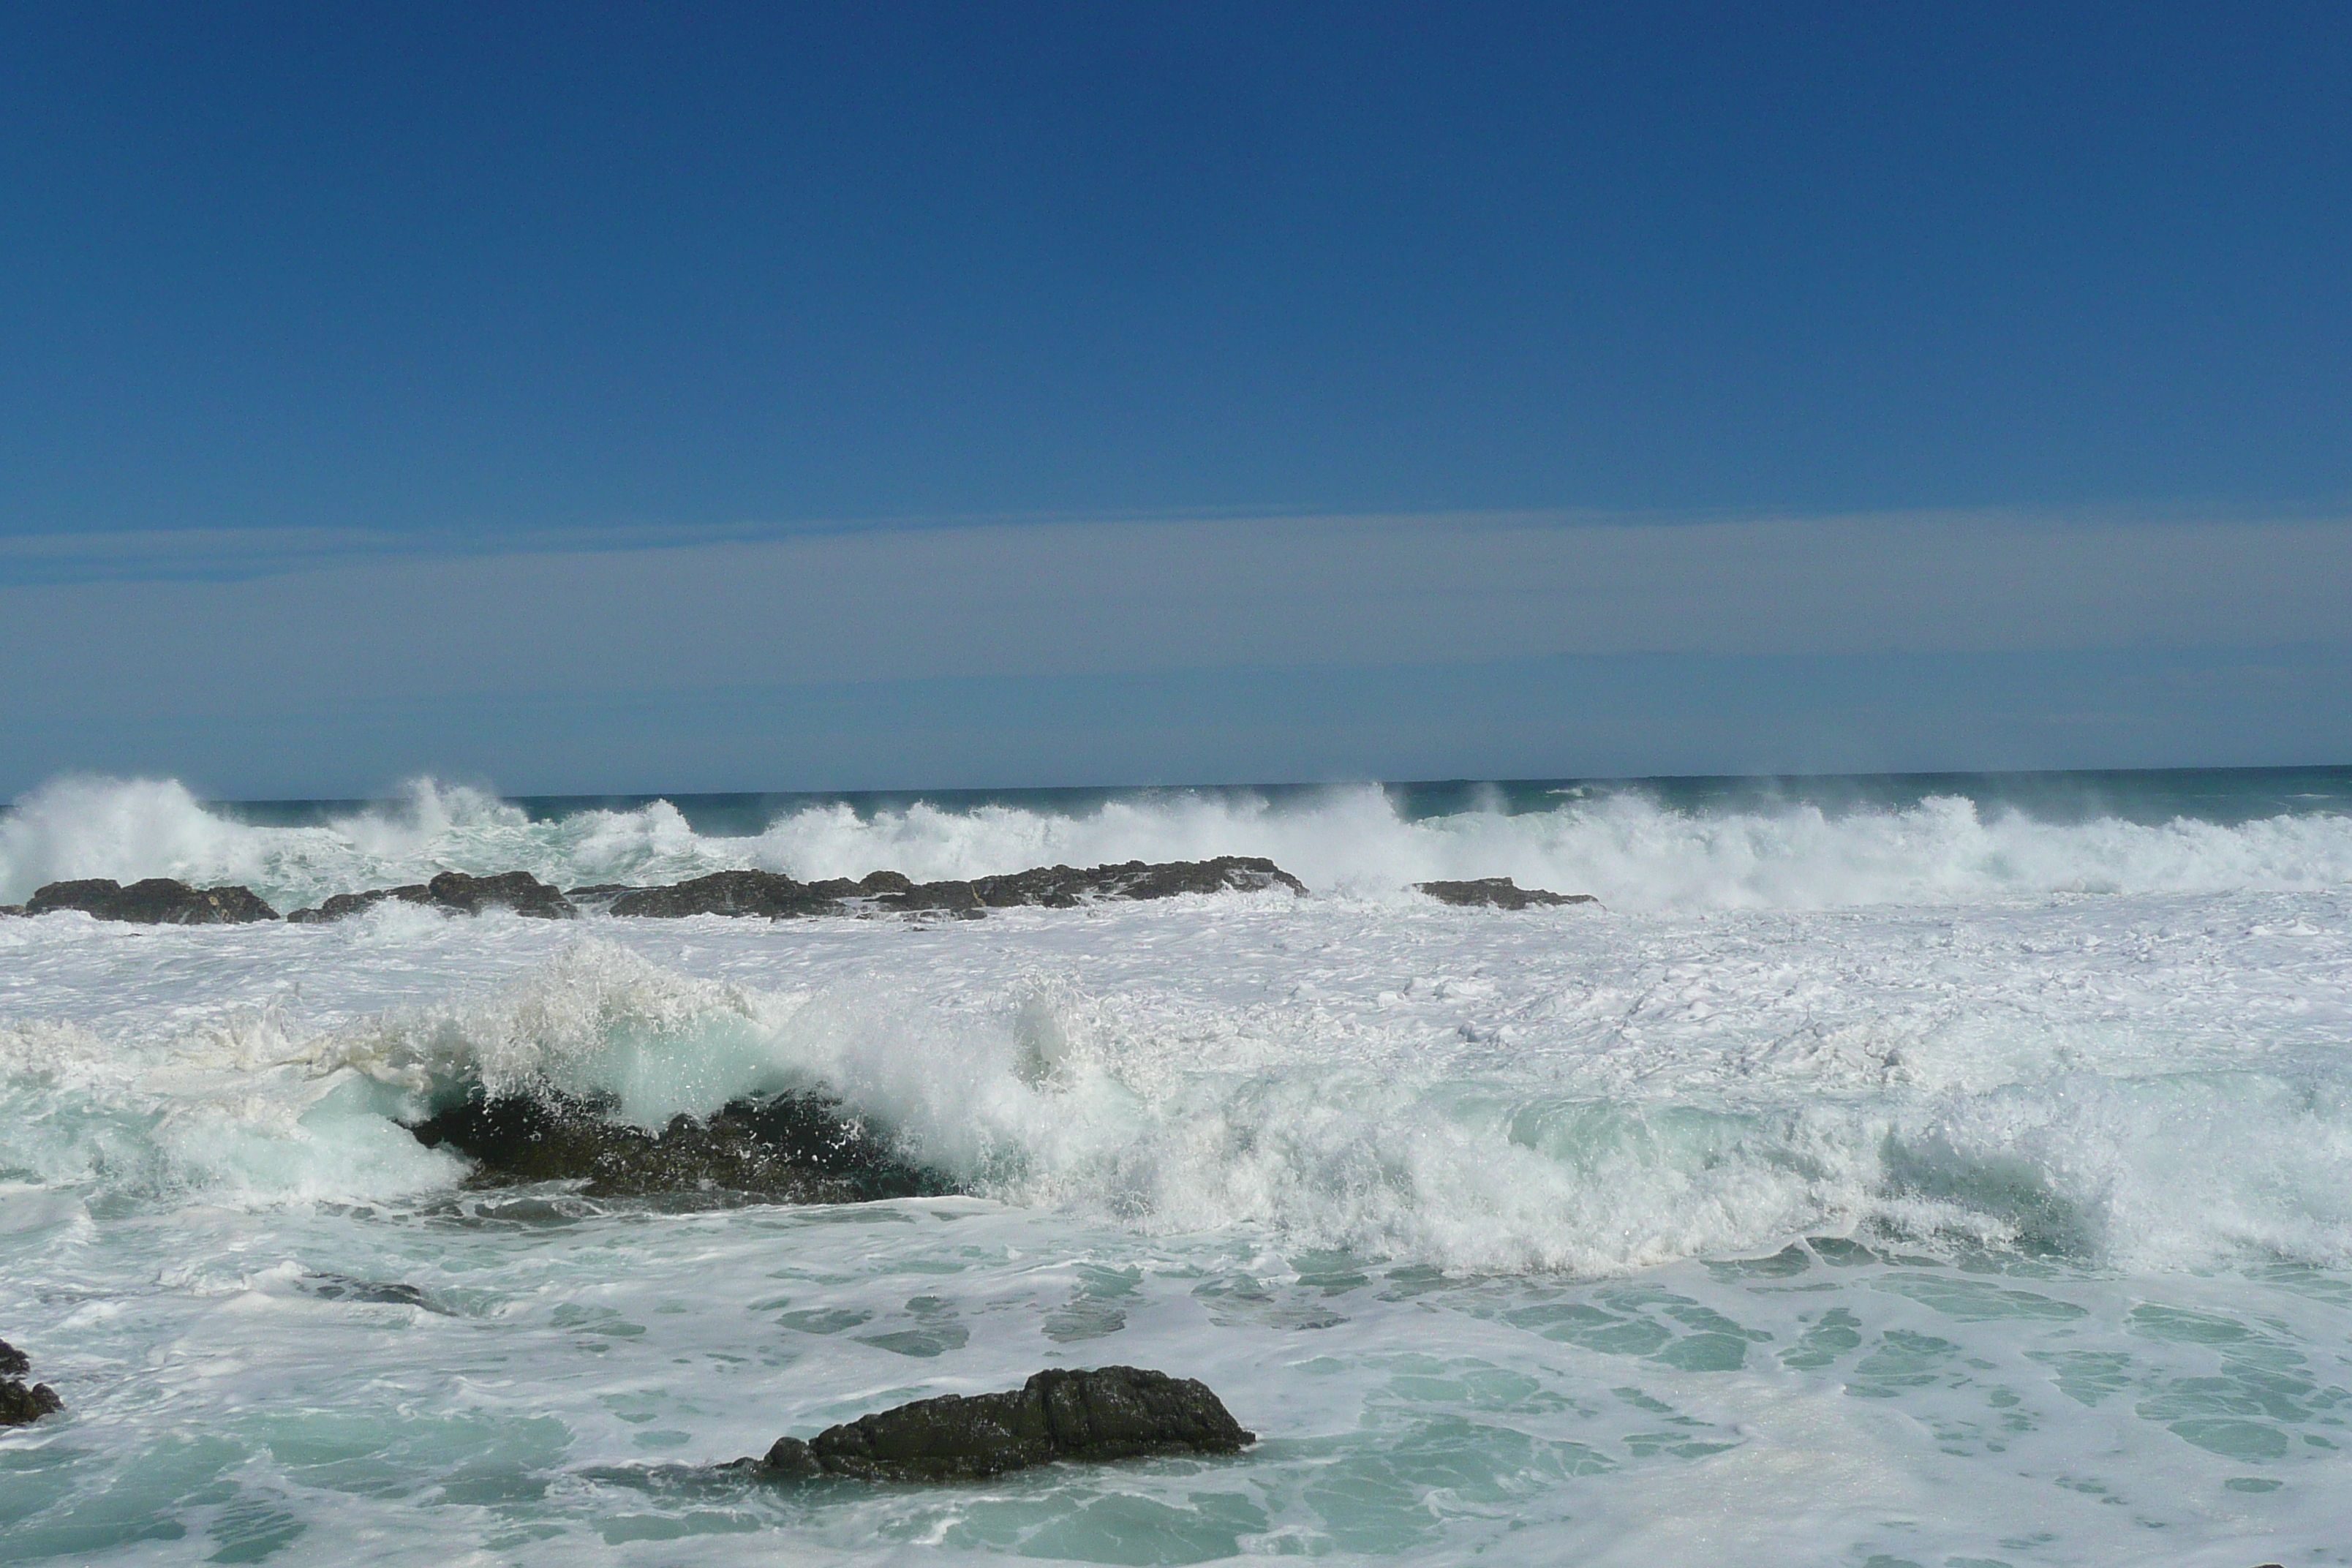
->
<box><xmin>0</xmin><ymin>1339</ymin><xmax>61</xmax><ymax>1428</ymax></box>
<box><xmin>753</xmin><ymin>1367</ymin><xmax>1254</xmax><ymax>1482</ymax></box>
<box><xmin>287</xmin><ymin>871</ymin><xmax>573</xmax><ymax>923</ymax></box>
<box><xmin>23</xmin><ymin>878</ymin><xmax>279</xmax><ymax>924</ymax></box>
<box><xmin>405</xmin><ymin>1088</ymin><xmax>949</xmax><ymax>1205</ymax></box>
<box><xmin>1414</xmin><ymin>877</ymin><xmax>1595</xmax><ymax>910</ymax></box>
<box><xmin>0</xmin><ymin>905</ymin><xmax>22</xmax><ymax>918</ymax></box>
<box><xmin>423</xmin><ymin>870</ymin><xmax>573</xmax><ymax>918</ymax></box>
<box><xmin>606</xmin><ymin>870</ymin><xmax>848</xmax><ymax>919</ymax></box>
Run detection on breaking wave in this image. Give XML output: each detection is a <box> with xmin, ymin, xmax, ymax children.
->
<box><xmin>9</xmin><ymin>939</ymin><xmax>2350</xmax><ymax>1278</ymax></box>
<box><xmin>5</xmin><ymin>772</ymin><xmax>2352</xmax><ymax>913</ymax></box>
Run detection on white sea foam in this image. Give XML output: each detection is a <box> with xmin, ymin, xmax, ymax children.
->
<box><xmin>5</xmin><ymin>788</ymin><xmax>2351</xmax><ymax>1564</ymax></box>
<box><xmin>9</xmin><ymin>904</ymin><xmax>2347</xmax><ymax>1278</ymax></box>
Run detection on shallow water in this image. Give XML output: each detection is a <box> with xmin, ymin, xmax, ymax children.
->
<box><xmin>2</xmin><ymin>774</ymin><xmax>2349</xmax><ymax>1564</ymax></box>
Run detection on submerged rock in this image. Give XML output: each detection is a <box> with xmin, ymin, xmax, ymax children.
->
<box><xmin>23</xmin><ymin>878</ymin><xmax>279</xmax><ymax>924</ymax></box>
<box><xmin>296</xmin><ymin>1273</ymin><xmax>447</xmax><ymax>1313</ymax></box>
<box><xmin>0</xmin><ymin>1338</ymin><xmax>62</xmax><ymax>1428</ymax></box>
<box><xmin>288</xmin><ymin>870</ymin><xmax>573</xmax><ymax>923</ymax></box>
<box><xmin>287</xmin><ymin>884</ymin><xmax>433</xmax><ymax>923</ymax></box>
<box><xmin>754</xmin><ymin>1367</ymin><xmax>1254</xmax><ymax>1481</ymax></box>
<box><xmin>404</xmin><ymin>1088</ymin><xmax>949</xmax><ymax>1205</ymax></box>
<box><xmin>1413</xmin><ymin>877</ymin><xmax>1595</xmax><ymax>910</ymax></box>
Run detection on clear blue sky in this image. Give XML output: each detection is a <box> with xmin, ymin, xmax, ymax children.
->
<box><xmin>2</xmin><ymin>3</ymin><xmax>2347</xmax><ymax>795</ymax></box>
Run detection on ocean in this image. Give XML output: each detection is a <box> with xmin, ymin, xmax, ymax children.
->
<box><xmin>2</xmin><ymin>766</ymin><xmax>2349</xmax><ymax>1566</ymax></box>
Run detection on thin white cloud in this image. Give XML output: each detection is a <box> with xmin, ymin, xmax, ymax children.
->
<box><xmin>1</xmin><ymin>510</ymin><xmax>2345</xmax><ymax>725</ymax></box>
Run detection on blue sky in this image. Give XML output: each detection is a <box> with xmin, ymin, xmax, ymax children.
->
<box><xmin>2</xmin><ymin>3</ymin><xmax>2347</xmax><ymax>795</ymax></box>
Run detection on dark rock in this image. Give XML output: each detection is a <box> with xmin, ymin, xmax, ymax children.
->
<box><xmin>1414</xmin><ymin>877</ymin><xmax>1596</xmax><ymax>910</ymax></box>
<box><xmin>287</xmin><ymin>884</ymin><xmax>432</xmax><ymax>923</ymax></box>
<box><xmin>967</xmin><ymin>857</ymin><xmax>1307</xmax><ymax>908</ymax></box>
<box><xmin>753</xmin><ymin>1366</ymin><xmax>1253</xmax><ymax>1482</ymax></box>
<box><xmin>606</xmin><ymin>870</ymin><xmax>846</xmax><ymax>919</ymax></box>
<box><xmin>0</xmin><ymin>905</ymin><xmax>23</xmax><ymax>919</ymax></box>
<box><xmin>23</xmin><ymin>878</ymin><xmax>279</xmax><ymax>924</ymax></box>
<box><xmin>297</xmin><ymin>1274</ymin><xmax>447</xmax><ymax>1313</ymax></box>
<box><xmin>563</xmin><ymin>883</ymin><xmax>637</xmax><ymax>902</ymax></box>
<box><xmin>405</xmin><ymin>1088</ymin><xmax>949</xmax><ymax>1205</ymax></box>
<box><xmin>0</xmin><ymin>1339</ymin><xmax>61</xmax><ymax>1428</ymax></box>
<box><xmin>424</xmin><ymin>870</ymin><xmax>573</xmax><ymax>918</ymax></box>
<box><xmin>287</xmin><ymin>872</ymin><xmax>573</xmax><ymax>923</ymax></box>
<box><xmin>0</xmin><ymin>1379</ymin><xmax>61</xmax><ymax>1427</ymax></box>
<box><xmin>601</xmin><ymin>859</ymin><xmax>1306</xmax><ymax>920</ymax></box>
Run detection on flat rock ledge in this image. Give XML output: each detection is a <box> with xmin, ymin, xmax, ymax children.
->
<box><xmin>0</xmin><ymin>1338</ymin><xmax>62</xmax><ymax>1428</ymax></box>
<box><xmin>751</xmin><ymin>1367</ymin><xmax>1254</xmax><ymax>1482</ymax></box>
<box><xmin>405</xmin><ymin>1088</ymin><xmax>950</xmax><ymax>1205</ymax></box>
<box><xmin>1414</xmin><ymin>876</ymin><xmax>1596</xmax><ymax>910</ymax></box>
<box><xmin>289</xmin><ymin>870</ymin><xmax>573</xmax><ymax>923</ymax></box>
<box><xmin>16</xmin><ymin>878</ymin><xmax>279</xmax><ymax>924</ymax></box>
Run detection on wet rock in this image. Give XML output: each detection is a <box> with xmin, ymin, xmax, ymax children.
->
<box><xmin>422</xmin><ymin>870</ymin><xmax>573</xmax><ymax>918</ymax></box>
<box><xmin>0</xmin><ymin>1338</ymin><xmax>61</xmax><ymax>1428</ymax></box>
<box><xmin>23</xmin><ymin>878</ymin><xmax>279</xmax><ymax>924</ymax></box>
<box><xmin>405</xmin><ymin>1088</ymin><xmax>949</xmax><ymax>1205</ymax></box>
<box><xmin>608</xmin><ymin>858</ymin><xmax>1307</xmax><ymax>919</ymax></box>
<box><xmin>0</xmin><ymin>905</ymin><xmax>21</xmax><ymax>918</ymax></box>
<box><xmin>297</xmin><ymin>1274</ymin><xmax>447</xmax><ymax>1313</ymax></box>
<box><xmin>753</xmin><ymin>1366</ymin><xmax>1254</xmax><ymax>1481</ymax></box>
<box><xmin>287</xmin><ymin>884</ymin><xmax>433</xmax><ymax>923</ymax></box>
<box><xmin>1414</xmin><ymin>877</ymin><xmax>1595</xmax><ymax>910</ymax></box>
<box><xmin>606</xmin><ymin>870</ymin><xmax>847</xmax><ymax>919</ymax></box>
<box><xmin>287</xmin><ymin>871</ymin><xmax>573</xmax><ymax>923</ymax></box>
<box><xmin>965</xmin><ymin>857</ymin><xmax>1306</xmax><ymax>908</ymax></box>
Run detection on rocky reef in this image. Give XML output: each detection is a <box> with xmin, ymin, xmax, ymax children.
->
<box><xmin>287</xmin><ymin>870</ymin><xmax>574</xmax><ymax>923</ymax></box>
<box><xmin>8</xmin><ymin>856</ymin><xmax>1306</xmax><ymax>925</ymax></box>
<box><xmin>603</xmin><ymin>857</ymin><xmax>1306</xmax><ymax>919</ymax></box>
<box><xmin>1414</xmin><ymin>876</ymin><xmax>1595</xmax><ymax>909</ymax></box>
<box><xmin>15</xmin><ymin>878</ymin><xmax>279</xmax><ymax>924</ymax></box>
<box><xmin>752</xmin><ymin>1366</ymin><xmax>1254</xmax><ymax>1481</ymax></box>
<box><xmin>404</xmin><ymin>1088</ymin><xmax>949</xmax><ymax>1205</ymax></box>
<box><xmin>0</xmin><ymin>1338</ymin><xmax>62</xmax><ymax>1428</ymax></box>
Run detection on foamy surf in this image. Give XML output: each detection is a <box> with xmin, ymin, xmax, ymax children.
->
<box><xmin>3</xmin><ymin>769</ymin><xmax>2349</xmax><ymax>1566</ymax></box>
<box><xmin>7</xmin><ymin>770</ymin><xmax>2352</xmax><ymax>913</ymax></box>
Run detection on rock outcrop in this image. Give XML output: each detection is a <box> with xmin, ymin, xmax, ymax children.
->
<box><xmin>1414</xmin><ymin>877</ymin><xmax>1595</xmax><ymax>910</ymax></box>
<box><xmin>21</xmin><ymin>878</ymin><xmax>279</xmax><ymax>924</ymax></box>
<box><xmin>405</xmin><ymin>1088</ymin><xmax>948</xmax><ymax>1205</ymax></box>
<box><xmin>964</xmin><ymin>857</ymin><xmax>1305</xmax><ymax>908</ymax></box>
<box><xmin>288</xmin><ymin>870</ymin><xmax>574</xmax><ymax>923</ymax></box>
<box><xmin>605</xmin><ymin>870</ymin><xmax>859</xmax><ymax>919</ymax></box>
<box><xmin>605</xmin><ymin>857</ymin><xmax>1307</xmax><ymax>919</ymax></box>
<box><xmin>0</xmin><ymin>1338</ymin><xmax>62</xmax><ymax>1427</ymax></box>
<box><xmin>754</xmin><ymin>1367</ymin><xmax>1254</xmax><ymax>1481</ymax></box>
